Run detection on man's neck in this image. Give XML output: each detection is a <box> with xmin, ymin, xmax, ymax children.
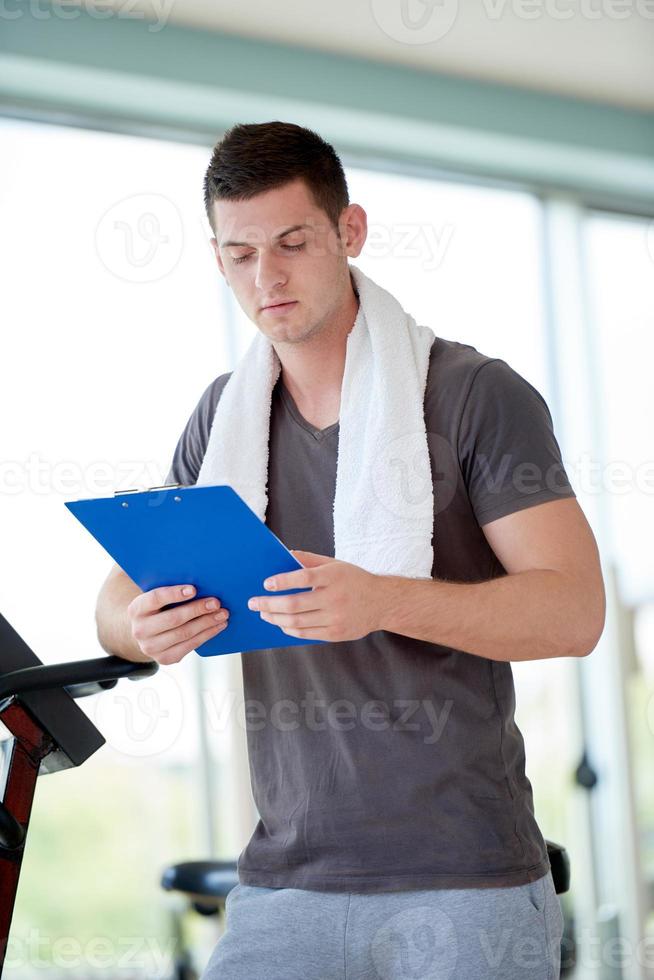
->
<box><xmin>277</xmin><ymin>284</ymin><xmax>359</xmax><ymax>420</ymax></box>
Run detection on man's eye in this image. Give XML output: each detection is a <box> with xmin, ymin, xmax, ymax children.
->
<box><xmin>231</xmin><ymin>242</ymin><xmax>305</xmax><ymax>265</ymax></box>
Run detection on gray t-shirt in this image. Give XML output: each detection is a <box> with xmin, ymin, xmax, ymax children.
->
<box><xmin>166</xmin><ymin>336</ymin><xmax>576</xmax><ymax>892</ymax></box>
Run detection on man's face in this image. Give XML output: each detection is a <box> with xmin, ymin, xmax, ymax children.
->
<box><xmin>210</xmin><ymin>177</ymin><xmax>367</xmax><ymax>345</ymax></box>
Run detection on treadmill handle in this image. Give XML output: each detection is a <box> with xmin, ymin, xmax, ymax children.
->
<box><xmin>0</xmin><ymin>656</ymin><xmax>158</xmax><ymax>702</ymax></box>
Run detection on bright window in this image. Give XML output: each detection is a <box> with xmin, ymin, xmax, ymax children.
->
<box><xmin>584</xmin><ymin>211</ymin><xmax>654</xmax><ymax>935</ymax></box>
<box><xmin>0</xmin><ymin>118</ymin><xmax>237</xmax><ymax>976</ymax></box>
<box><xmin>1</xmin><ymin>116</ymin><xmax>599</xmax><ymax>976</ymax></box>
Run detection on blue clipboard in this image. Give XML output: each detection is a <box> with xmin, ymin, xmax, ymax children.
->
<box><xmin>65</xmin><ymin>484</ymin><xmax>327</xmax><ymax>657</ymax></box>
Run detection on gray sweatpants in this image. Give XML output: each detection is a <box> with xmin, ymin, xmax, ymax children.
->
<box><xmin>201</xmin><ymin>870</ymin><xmax>564</xmax><ymax>980</ymax></box>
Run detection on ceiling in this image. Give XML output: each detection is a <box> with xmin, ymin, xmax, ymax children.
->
<box><xmin>133</xmin><ymin>0</ymin><xmax>654</xmax><ymax>111</ymax></box>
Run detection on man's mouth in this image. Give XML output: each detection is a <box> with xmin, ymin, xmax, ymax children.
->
<box><xmin>261</xmin><ymin>300</ymin><xmax>298</xmax><ymax>312</ymax></box>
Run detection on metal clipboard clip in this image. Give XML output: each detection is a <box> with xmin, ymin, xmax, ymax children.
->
<box><xmin>113</xmin><ymin>483</ymin><xmax>182</xmax><ymax>507</ymax></box>
<box><xmin>113</xmin><ymin>483</ymin><xmax>181</xmax><ymax>496</ymax></box>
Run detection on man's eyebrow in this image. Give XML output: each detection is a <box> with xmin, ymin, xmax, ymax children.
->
<box><xmin>220</xmin><ymin>223</ymin><xmax>311</xmax><ymax>249</ymax></box>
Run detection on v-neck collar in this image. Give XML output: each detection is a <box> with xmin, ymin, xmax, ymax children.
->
<box><xmin>278</xmin><ymin>380</ymin><xmax>339</xmax><ymax>442</ymax></box>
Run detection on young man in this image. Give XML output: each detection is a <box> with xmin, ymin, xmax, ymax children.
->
<box><xmin>96</xmin><ymin>121</ymin><xmax>605</xmax><ymax>979</ymax></box>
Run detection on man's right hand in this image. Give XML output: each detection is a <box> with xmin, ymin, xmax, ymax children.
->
<box><xmin>127</xmin><ymin>585</ymin><xmax>229</xmax><ymax>665</ymax></box>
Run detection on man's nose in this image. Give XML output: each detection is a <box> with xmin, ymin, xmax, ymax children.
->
<box><xmin>255</xmin><ymin>251</ymin><xmax>287</xmax><ymax>292</ymax></box>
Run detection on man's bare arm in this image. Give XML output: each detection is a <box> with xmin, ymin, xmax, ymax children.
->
<box><xmin>95</xmin><ymin>564</ymin><xmax>230</xmax><ymax>665</ymax></box>
<box><xmin>95</xmin><ymin>565</ymin><xmax>149</xmax><ymax>662</ymax></box>
<box><xmin>377</xmin><ymin>498</ymin><xmax>606</xmax><ymax>662</ymax></box>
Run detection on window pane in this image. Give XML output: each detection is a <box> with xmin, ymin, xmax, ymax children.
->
<box><xmin>0</xmin><ymin>118</ymin><xmax>236</xmax><ymax>976</ymax></box>
<box><xmin>346</xmin><ymin>166</ymin><xmax>552</xmax><ymax>401</ymax></box>
<box><xmin>584</xmin><ymin>211</ymin><xmax>654</xmax><ymax>936</ymax></box>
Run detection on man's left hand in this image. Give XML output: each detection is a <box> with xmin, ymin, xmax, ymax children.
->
<box><xmin>247</xmin><ymin>550</ymin><xmax>385</xmax><ymax>642</ymax></box>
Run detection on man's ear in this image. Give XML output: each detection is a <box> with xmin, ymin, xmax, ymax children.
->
<box><xmin>339</xmin><ymin>203</ymin><xmax>367</xmax><ymax>260</ymax></box>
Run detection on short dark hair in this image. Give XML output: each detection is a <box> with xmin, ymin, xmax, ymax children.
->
<box><xmin>203</xmin><ymin>121</ymin><xmax>350</xmax><ymax>237</ymax></box>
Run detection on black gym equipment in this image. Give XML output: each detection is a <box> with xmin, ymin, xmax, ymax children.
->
<box><xmin>0</xmin><ymin>611</ymin><xmax>157</xmax><ymax>978</ymax></box>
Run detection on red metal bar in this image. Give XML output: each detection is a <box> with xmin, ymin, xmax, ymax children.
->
<box><xmin>0</xmin><ymin>700</ymin><xmax>54</xmax><ymax>976</ymax></box>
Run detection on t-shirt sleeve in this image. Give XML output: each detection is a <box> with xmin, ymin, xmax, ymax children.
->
<box><xmin>164</xmin><ymin>374</ymin><xmax>230</xmax><ymax>487</ymax></box>
<box><xmin>457</xmin><ymin>358</ymin><xmax>576</xmax><ymax>526</ymax></box>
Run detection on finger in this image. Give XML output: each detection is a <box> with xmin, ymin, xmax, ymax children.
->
<box><xmin>259</xmin><ymin>609</ymin><xmax>330</xmax><ymax>629</ymax></box>
<box><xmin>156</xmin><ymin>620</ymin><xmax>229</xmax><ymax>665</ymax></box>
<box><xmin>143</xmin><ymin>618</ymin><xmax>228</xmax><ymax>664</ymax></box>
<box><xmin>263</xmin><ymin>565</ymin><xmax>317</xmax><ymax>593</ymax></box>
<box><xmin>155</xmin><ymin>594</ymin><xmax>223</xmax><ymax>633</ymax></box>
<box><xmin>135</xmin><ymin>609</ymin><xmax>228</xmax><ymax>658</ymax></box>
<box><xmin>133</xmin><ymin>583</ymin><xmax>199</xmax><ymax>615</ymax></box>
<box><xmin>249</xmin><ymin>591</ymin><xmax>322</xmax><ymax>614</ymax></box>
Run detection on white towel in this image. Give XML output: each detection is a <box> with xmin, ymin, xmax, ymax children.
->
<box><xmin>196</xmin><ymin>262</ymin><xmax>436</xmax><ymax>578</ymax></box>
